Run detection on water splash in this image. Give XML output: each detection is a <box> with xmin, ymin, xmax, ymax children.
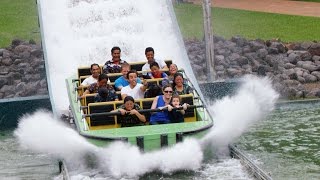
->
<box><xmin>201</xmin><ymin>75</ymin><xmax>279</xmax><ymax>155</ymax></box>
<box><xmin>14</xmin><ymin>75</ymin><xmax>277</xmax><ymax>179</ymax></box>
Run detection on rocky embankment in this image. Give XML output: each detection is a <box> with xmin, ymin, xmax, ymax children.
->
<box><xmin>1</xmin><ymin>38</ymin><xmax>320</xmax><ymax>99</ymax></box>
<box><xmin>185</xmin><ymin>36</ymin><xmax>320</xmax><ymax>98</ymax></box>
<box><xmin>0</xmin><ymin>40</ymin><xmax>48</xmax><ymax>99</ymax></box>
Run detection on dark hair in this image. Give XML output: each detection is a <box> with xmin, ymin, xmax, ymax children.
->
<box><xmin>162</xmin><ymin>84</ymin><xmax>172</xmax><ymax>91</ymax></box>
<box><xmin>98</xmin><ymin>73</ymin><xmax>109</xmax><ymax>82</ymax></box>
<box><xmin>150</xmin><ymin>61</ymin><xmax>160</xmax><ymax>69</ymax></box>
<box><xmin>172</xmin><ymin>72</ymin><xmax>183</xmax><ymax>87</ymax></box>
<box><xmin>124</xmin><ymin>96</ymin><xmax>134</xmax><ymax>103</ymax></box>
<box><xmin>170</xmin><ymin>94</ymin><xmax>181</xmax><ymax>103</ymax></box>
<box><xmin>127</xmin><ymin>69</ymin><xmax>138</xmax><ymax>79</ymax></box>
<box><xmin>98</xmin><ymin>87</ymin><xmax>108</xmax><ymax>98</ymax></box>
<box><xmin>90</xmin><ymin>63</ymin><xmax>100</xmax><ymax>70</ymax></box>
<box><xmin>111</xmin><ymin>46</ymin><xmax>121</xmax><ymax>53</ymax></box>
<box><xmin>145</xmin><ymin>47</ymin><xmax>154</xmax><ymax>55</ymax></box>
<box><xmin>144</xmin><ymin>83</ymin><xmax>162</xmax><ymax>98</ymax></box>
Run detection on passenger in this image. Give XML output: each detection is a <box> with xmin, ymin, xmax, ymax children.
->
<box><xmin>114</xmin><ymin>63</ymin><xmax>141</xmax><ymax>90</ymax></box>
<box><xmin>144</xmin><ymin>83</ymin><xmax>162</xmax><ymax>98</ymax></box>
<box><xmin>121</xmin><ymin>70</ymin><xmax>148</xmax><ymax>99</ymax></box>
<box><xmin>168</xmin><ymin>63</ymin><xmax>178</xmax><ymax>83</ymax></box>
<box><xmin>147</xmin><ymin>62</ymin><xmax>168</xmax><ymax>79</ymax></box>
<box><xmin>149</xmin><ymin>84</ymin><xmax>173</xmax><ymax>125</ymax></box>
<box><xmin>142</xmin><ymin>47</ymin><xmax>168</xmax><ymax>74</ymax></box>
<box><xmin>82</xmin><ymin>74</ymin><xmax>109</xmax><ymax>97</ymax></box>
<box><xmin>94</xmin><ymin>86</ymin><xmax>118</xmax><ymax>102</ymax></box>
<box><xmin>81</xmin><ymin>63</ymin><xmax>100</xmax><ymax>86</ymax></box>
<box><xmin>162</xmin><ymin>63</ymin><xmax>178</xmax><ymax>86</ymax></box>
<box><xmin>103</xmin><ymin>46</ymin><xmax>127</xmax><ymax>74</ymax></box>
<box><xmin>172</xmin><ymin>73</ymin><xmax>193</xmax><ymax>95</ymax></box>
<box><xmin>112</xmin><ymin>96</ymin><xmax>146</xmax><ymax>127</ymax></box>
<box><xmin>168</xmin><ymin>94</ymin><xmax>188</xmax><ymax>123</ymax></box>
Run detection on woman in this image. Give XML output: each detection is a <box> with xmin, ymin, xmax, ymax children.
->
<box><xmin>149</xmin><ymin>84</ymin><xmax>173</xmax><ymax>125</ymax></box>
<box><xmin>113</xmin><ymin>96</ymin><xmax>146</xmax><ymax>127</ymax></box>
<box><xmin>82</xmin><ymin>73</ymin><xmax>109</xmax><ymax>98</ymax></box>
<box><xmin>172</xmin><ymin>73</ymin><xmax>193</xmax><ymax>95</ymax></box>
<box><xmin>168</xmin><ymin>63</ymin><xmax>178</xmax><ymax>83</ymax></box>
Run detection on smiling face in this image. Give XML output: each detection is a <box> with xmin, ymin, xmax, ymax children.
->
<box><xmin>174</xmin><ymin>75</ymin><xmax>184</xmax><ymax>87</ymax></box>
<box><xmin>124</xmin><ymin>100</ymin><xmax>134</xmax><ymax>111</ymax></box>
<box><xmin>128</xmin><ymin>72</ymin><xmax>137</xmax><ymax>86</ymax></box>
<box><xmin>151</xmin><ymin>65</ymin><xmax>161</xmax><ymax>77</ymax></box>
<box><xmin>91</xmin><ymin>65</ymin><xmax>100</xmax><ymax>78</ymax></box>
<box><xmin>121</xmin><ymin>66</ymin><xmax>130</xmax><ymax>78</ymax></box>
<box><xmin>163</xmin><ymin>86</ymin><xmax>173</xmax><ymax>99</ymax></box>
<box><xmin>111</xmin><ymin>49</ymin><xmax>121</xmax><ymax>62</ymax></box>
<box><xmin>145</xmin><ymin>51</ymin><xmax>154</xmax><ymax>62</ymax></box>
<box><xmin>169</xmin><ymin>64</ymin><xmax>178</xmax><ymax>75</ymax></box>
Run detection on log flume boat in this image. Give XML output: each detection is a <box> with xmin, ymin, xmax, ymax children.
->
<box><xmin>66</xmin><ymin>60</ymin><xmax>213</xmax><ymax>151</ymax></box>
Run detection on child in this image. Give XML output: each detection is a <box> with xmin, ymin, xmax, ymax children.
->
<box><xmin>167</xmin><ymin>94</ymin><xmax>188</xmax><ymax>123</ymax></box>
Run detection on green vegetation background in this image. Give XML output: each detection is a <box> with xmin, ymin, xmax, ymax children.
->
<box><xmin>0</xmin><ymin>0</ymin><xmax>40</xmax><ymax>47</ymax></box>
<box><xmin>0</xmin><ymin>1</ymin><xmax>320</xmax><ymax>47</ymax></box>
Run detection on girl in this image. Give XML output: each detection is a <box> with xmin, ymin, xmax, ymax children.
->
<box><xmin>168</xmin><ymin>94</ymin><xmax>188</xmax><ymax>123</ymax></box>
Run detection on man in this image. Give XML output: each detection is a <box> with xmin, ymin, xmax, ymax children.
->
<box><xmin>141</xmin><ymin>47</ymin><xmax>168</xmax><ymax>74</ymax></box>
<box><xmin>121</xmin><ymin>70</ymin><xmax>148</xmax><ymax>99</ymax></box>
<box><xmin>114</xmin><ymin>63</ymin><xmax>141</xmax><ymax>90</ymax></box>
<box><xmin>103</xmin><ymin>46</ymin><xmax>127</xmax><ymax>74</ymax></box>
<box><xmin>81</xmin><ymin>63</ymin><xmax>100</xmax><ymax>86</ymax></box>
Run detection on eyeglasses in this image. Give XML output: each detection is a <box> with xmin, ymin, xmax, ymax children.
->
<box><xmin>164</xmin><ymin>91</ymin><xmax>173</xmax><ymax>93</ymax></box>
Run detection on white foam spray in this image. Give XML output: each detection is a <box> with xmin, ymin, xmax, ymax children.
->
<box><xmin>201</xmin><ymin>75</ymin><xmax>279</xmax><ymax>155</ymax></box>
<box><xmin>14</xmin><ymin>75</ymin><xmax>278</xmax><ymax>179</ymax></box>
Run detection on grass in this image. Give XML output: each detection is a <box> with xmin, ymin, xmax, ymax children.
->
<box><xmin>0</xmin><ymin>1</ymin><xmax>319</xmax><ymax>47</ymax></box>
<box><xmin>0</xmin><ymin>0</ymin><xmax>40</xmax><ymax>47</ymax></box>
<box><xmin>174</xmin><ymin>3</ymin><xmax>320</xmax><ymax>42</ymax></box>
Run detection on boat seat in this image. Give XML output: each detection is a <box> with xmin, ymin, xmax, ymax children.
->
<box><xmin>180</xmin><ymin>94</ymin><xmax>196</xmax><ymax>122</ymax></box>
<box><xmin>108</xmin><ymin>73</ymin><xmax>122</xmax><ymax>82</ymax></box>
<box><xmin>140</xmin><ymin>97</ymin><xmax>155</xmax><ymax>122</ymax></box>
<box><xmin>88</xmin><ymin>102</ymin><xmax>119</xmax><ymax>128</ymax></box>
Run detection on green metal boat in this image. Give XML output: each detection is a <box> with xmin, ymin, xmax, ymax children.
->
<box><xmin>65</xmin><ymin>64</ymin><xmax>214</xmax><ymax>151</ymax></box>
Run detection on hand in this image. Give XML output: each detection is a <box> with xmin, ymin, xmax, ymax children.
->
<box><xmin>167</xmin><ymin>105</ymin><xmax>173</xmax><ymax>111</ymax></box>
<box><xmin>182</xmin><ymin>103</ymin><xmax>188</xmax><ymax>110</ymax></box>
<box><xmin>118</xmin><ymin>109</ymin><xmax>126</xmax><ymax>115</ymax></box>
<box><xmin>143</xmin><ymin>80</ymin><xmax>148</xmax><ymax>87</ymax></box>
<box><xmin>129</xmin><ymin>109</ymin><xmax>138</xmax><ymax>115</ymax></box>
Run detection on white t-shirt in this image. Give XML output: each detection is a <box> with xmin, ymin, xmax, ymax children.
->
<box><xmin>142</xmin><ymin>59</ymin><xmax>167</xmax><ymax>73</ymax></box>
<box><xmin>121</xmin><ymin>83</ymin><xmax>144</xmax><ymax>99</ymax></box>
<box><xmin>81</xmin><ymin>75</ymin><xmax>97</xmax><ymax>86</ymax></box>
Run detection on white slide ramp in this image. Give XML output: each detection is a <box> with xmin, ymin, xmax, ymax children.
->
<box><xmin>37</xmin><ymin>0</ymin><xmax>200</xmax><ymax>115</ymax></box>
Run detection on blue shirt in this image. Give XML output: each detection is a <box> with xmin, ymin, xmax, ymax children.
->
<box><xmin>114</xmin><ymin>76</ymin><xmax>141</xmax><ymax>90</ymax></box>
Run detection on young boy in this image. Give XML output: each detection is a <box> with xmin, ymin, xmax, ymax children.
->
<box><xmin>167</xmin><ymin>94</ymin><xmax>188</xmax><ymax>123</ymax></box>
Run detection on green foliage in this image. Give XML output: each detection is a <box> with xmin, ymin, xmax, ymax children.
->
<box><xmin>0</xmin><ymin>0</ymin><xmax>40</xmax><ymax>47</ymax></box>
<box><xmin>174</xmin><ymin>3</ymin><xmax>320</xmax><ymax>42</ymax></box>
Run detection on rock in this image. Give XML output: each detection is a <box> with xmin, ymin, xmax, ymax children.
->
<box><xmin>11</xmin><ymin>39</ymin><xmax>23</xmax><ymax>47</ymax></box>
<box><xmin>1</xmin><ymin>58</ymin><xmax>13</xmax><ymax>66</ymax></box>
<box><xmin>312</xmin><ymin>55</ymin><xmax>320</xmax><ymax>62</ymax></box>
<box><xmin>0</xmin><ymin>49</ymin><xmax>4</xmax><ymax>56</ymax></box>
<box><xmin>309</xmin><ymin>43</ymin><xmax>320</xmax><ymax>56</ymax></box>
<box><xmin>311</xmin><ymin>71</ymin><xmax>320</xmax><ymax>80</ymax></box>
<box><xmin>288</xmin><ymin>53</ymin><xmax>300</xmax><ymax>64</ymax></box>
<box><xmin>257</xmin><ymin>48</ymin><xmax>268</xmax><ymax>59</ymax></box>
<box><xmin>284</xmin><ymin>63</ymin><xmax>295</xmax><ymax>69</ymax></box>
<box><xmin>304</xmin><ymin>74</ymin><xmax>317</xmax><ymax>83</ymax></box>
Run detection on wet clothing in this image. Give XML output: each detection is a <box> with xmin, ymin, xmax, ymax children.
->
<box><xmin>118</xmin><ymin>104</ymin><xmax>144</xmax><ymax>127</ymax></box>
<box><xmin>81</xmin><ymin>75</ymin><xmax>97</xmax><ymax>86</ymax></box>
<box><xmin>150</xmin><ymin>95</ymin><xmax>170</xmax><ymax>124</ymax></box>
<box><xmin>114</xmin><ymin>76</ymin><xmax>141</xmax><ymax>90</ymax></box>
<box><xmin>103</xmin><ymin>59</ymin><xmax>127</xmax><ymax>74</ymax></box>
